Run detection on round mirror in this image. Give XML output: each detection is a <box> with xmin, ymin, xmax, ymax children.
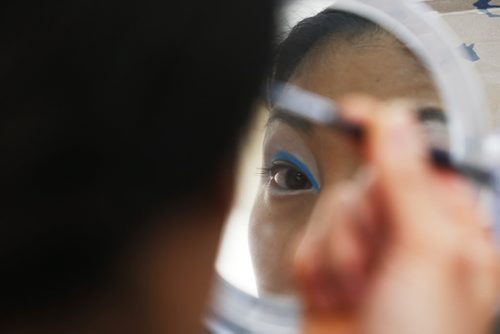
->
<box><xmin>208</xmin><ymin>1</ymin><xmax>496</xmax><ymax>332</ymax></box>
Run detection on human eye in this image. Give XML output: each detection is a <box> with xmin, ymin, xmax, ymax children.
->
<box><xmin>265</xmin><ymin>161</ymin><xmax>312</xmax><ymax>191</ymax></box>
<box><xmin>260</xmin><ymin>150</ymin><xmax>320</xmax><ymax>193</ymax></box>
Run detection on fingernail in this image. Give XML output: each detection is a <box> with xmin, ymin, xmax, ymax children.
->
<box><xmin>339</xmin><ymin>95</ymin><xmax>376</xmax><ymax>123</ymax></box>
<box><xmin>380</xmin><ymin>104</ymin><xmax>422</xmax><ymax>159</ymax></box>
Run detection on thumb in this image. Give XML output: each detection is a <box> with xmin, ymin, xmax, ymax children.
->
<box><xmin>340</xmin><ymin>98</ymin><xmax>434</xmax><ymax>234</ymax></box>
<box><xmin>370</xmin><ymin>101</ymin><xmax>429</xmax><ymax>201</ymax></box>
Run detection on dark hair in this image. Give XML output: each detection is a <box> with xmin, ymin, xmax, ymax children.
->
<box><xmin>0</xmin><ymin>0</ymin><xmax>276</xmax><ymax>320</ymax></box>
<box><xmin>272</xmin><ymin>9</ymin><xmax>381</xmax><ymax>83</ymax></box>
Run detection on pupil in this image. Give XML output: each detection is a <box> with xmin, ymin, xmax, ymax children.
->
<box><xmin>285</xmin><ymin>170</ymin><xmax>308</xmax><ymax>189</ymax></box>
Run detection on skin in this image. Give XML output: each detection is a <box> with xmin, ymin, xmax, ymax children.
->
<box><xmin>250</xmin><ymin>30</ymin><xmax>441</xmax><ymax>295</ymax></box>
<box><xmin>295</xmin><ymin>98</ymin><xmax>499</xmax><ymax>334</ymax></box>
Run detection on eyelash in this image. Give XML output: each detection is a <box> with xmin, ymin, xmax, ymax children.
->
<box><xmin>259</xmin><ymin>166</ymin><xmax>274</xmax><ymax>180</ymax></box>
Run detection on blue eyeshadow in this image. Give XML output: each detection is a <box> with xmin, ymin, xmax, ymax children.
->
<box><xmin>272</xmin><ymin>150</ymin><xmax>320</xmax><ymax>192</ymax></box>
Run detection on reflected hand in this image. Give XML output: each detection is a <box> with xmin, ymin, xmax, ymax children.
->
<box><xmin>293</xmin><ymin>97</ymin><xmax>500</xmax><ymax>334</ymax></box>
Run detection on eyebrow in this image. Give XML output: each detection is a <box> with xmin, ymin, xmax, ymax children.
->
<box><xmin>267</xmin><ymin>105</ymin><xmax>447</xmax><ymax>134</ymax></box>
<box><xmin>417</xmin><ymin>106</ymin><xmax>447</xmax><ymax>123</ymax></box>
<box><xmin>266</xmin><ymin>108</ymin><xmax>313</xmax><ymax>134</ymax></box>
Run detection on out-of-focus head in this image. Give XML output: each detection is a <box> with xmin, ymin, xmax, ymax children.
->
<box><xmin>0</xmin><ymin>0</ymin><xmax>276</xmax><ymax>332</ymax></box>
<box><xmin>250</xmin><ymin>9</ymin><xmax>441</xmax><ymax>295</ymax></box>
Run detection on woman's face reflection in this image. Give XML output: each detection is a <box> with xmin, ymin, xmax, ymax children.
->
<box><xmin>249</xmin><ymin>27</ymin><xmax>442</xmax><ymax>295</ymax></box>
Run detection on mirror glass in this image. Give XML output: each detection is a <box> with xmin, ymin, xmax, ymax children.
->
<box><xmin>210</xmin><ymin>0</ymin><xmax>495</xmax><ymax>331</ymax></box>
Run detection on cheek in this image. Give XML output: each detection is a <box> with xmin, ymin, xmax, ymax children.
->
<box><xmin>249</xmin><ymin>188</ymin><xmax>317</xmax><ymax>294</ymax></box>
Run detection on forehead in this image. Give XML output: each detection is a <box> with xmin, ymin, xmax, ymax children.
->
<box><xmin>289</xmin><ymin>32</ymin><xmax>441</xmax><ymax>105</ymax></box>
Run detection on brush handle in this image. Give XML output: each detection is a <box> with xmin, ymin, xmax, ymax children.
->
<box><xmin>331</xmin><ymin>121</ymin><xmax>494</xmax><ymax>187</ymax></box>
<box><xmin>430</xmin><ymin>148</ymin><xmax>493</xmax><ymax>187</ymax></box>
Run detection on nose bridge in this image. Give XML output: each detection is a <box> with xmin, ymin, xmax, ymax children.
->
<box><xmin>309</xmin><ymin>124</ymin><xmax>362</xmax><ymax>186</ymax></box>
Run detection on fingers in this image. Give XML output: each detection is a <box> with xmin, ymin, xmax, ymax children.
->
<box><xmin>338</xmin><ymin>96</ymin><xmax>500</xmax><ymax>328</ymax></box>
<box><xmin>296</xmin><ymin>95</ymin><xmax>499</xmax><ymax>334</ymax></box>
<box><xmin>337</xmin><ymin>97</ymin><xmax>482</xmax><ymax>236</ymax></box>
<box><xmin>294</xmin><ymin>169</ymin><xmax>380</xmax><ymax>312</ymax></box>
<box><xmin>340</xmin><ymin>98</ymin><xmax>430</xmax><ymax>220</ymax></box>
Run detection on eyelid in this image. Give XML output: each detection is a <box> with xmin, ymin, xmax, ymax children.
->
<box><xmin>271</xmin><ymin>150</ymin><xmax>321</xmax><ymax>192</ymax></box>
